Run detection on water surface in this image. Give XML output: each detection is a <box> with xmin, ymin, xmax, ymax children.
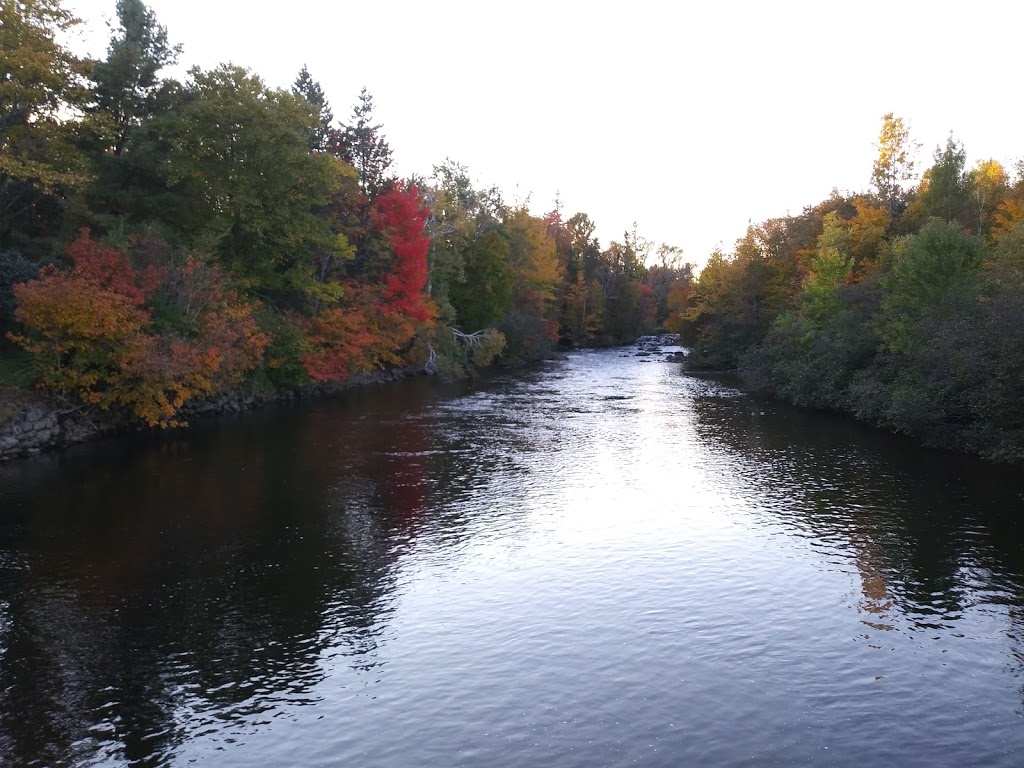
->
<box><xmin>1</xmin><ymin>347</ymin><xmax>1023</xmax><ymax>766</ymax></box>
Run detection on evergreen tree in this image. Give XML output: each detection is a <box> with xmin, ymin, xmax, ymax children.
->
<box><xmin>86</xmin><ymin>0</ymin><xmax>182</xmax><ymax>231</ymax></box>
<box><xmin>920</xmin><ymin>134</ymin><xmax>968</xmax><ymax>225</ymax></box>
<box><xmin>293</xmin><ymin>65</ymin><xmax>333</xmax><ymax>152</ymax></box>
<box><xmin>333</xmin><ymin>87</ymin><xmax>393</xmax><ymax>198</ymax></box>
<box><xmin>93</xmin><ymin>0</ymin><xmax>181</xmax><ymax>157</ymax></box>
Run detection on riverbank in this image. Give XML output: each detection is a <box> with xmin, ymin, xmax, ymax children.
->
<box><xmin>679</xmin><ymin>355</ymin><xmax>1024</xmax><ymax>465</ymax></box>
<box><xmin>0</xmin><ymin>366</ymin><xmax>421</xmax><ymax>462</ymax></box>
<box><xmin>0</xmin><ymin>334</ymin><xmax>682</xmax><ymax>462</ymax></box>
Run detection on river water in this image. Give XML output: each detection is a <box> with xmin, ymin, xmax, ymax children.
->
<box><xmin>1</xmin><ymin>345</ymin><xmax>1024</xmax><ymax>767</ymax></box>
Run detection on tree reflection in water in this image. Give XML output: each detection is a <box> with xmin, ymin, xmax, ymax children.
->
<box><xmin>3</xmin><ymin>363</ymin><xmax>1024</xmax><ymax>766</ymax></box>
<box><xmin>687</xmin><ymin>379</ymin><xmax>1024</xmax><ymax>643</ymax></box>
<box><xmin>0</xmin><ymin>377</ymin><xmax>529</xmax><ymax>767</ymax></box>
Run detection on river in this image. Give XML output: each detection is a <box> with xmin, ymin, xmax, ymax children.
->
<box><xmin>1</xmin><ymin>344</ymin><xmax>1023</xmax><ymax>767</ymax></box>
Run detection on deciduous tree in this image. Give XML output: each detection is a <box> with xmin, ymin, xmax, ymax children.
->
<box><xmin>871</xmin><ymin>113</ymin><xmax>919</xmax><ymax>219</ymax></box>
<box><xmin>0</xmin><ymin>0</ymin><xmax>91</xmax><ymax>249</ymax></box>
<box><xmin>162</xmin><ymin>65</ymin><xmax>346</xmax><ymax>300</ymax></box>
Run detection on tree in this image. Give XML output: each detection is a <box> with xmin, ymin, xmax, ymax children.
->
<box><xmin>506</xmin><ymin>208</ymin><xmax>561</xmax><ymax>304</ymax></box>
<box><xmin>332</xmin><ymin>87</ymin><xmax>393</xmax><ymax>198</ymax></box>
<box><xmin>85</xmin><ymin>0</ymin><xmax>184</xmax><ymax>233</ymax></box>
<box><xmin>450</xmin><ymin>229</ymin><xmax>514</xmax><ymax>331</ymax></box>
<box><xmin>92</xmin><ymin>0</ymin><xmax>181</xmax><ymax>157</ymax></box>
<box><xmin>646</xmin><ymin>245</ymin><xmax>692</xmax><ymax>327</ymax></box>
<box><xmin>801</xmin><ymin>213</ymin><xmax>852</xmax><ymax>320</ymax></box>
<box><xmin>563</xmin><ymin>271</ymin><xmax>604</xmax><ymax>344</ymax></box>
<box><xmin>663</xmin><ymin>277</ymin><xmax>692</xmax><ymax>335</ymax></box>
<box><xmin>843</xmin><ymin>196</ymin><xmax>890</xmax><ymax>274</ymax></box>
<box><xmin>968</xmin><ymin>159</ymin><xmax>1009</xmax><ymax>237</ymax></box>
<box><xmin>0</xmin><ymin>0</ymin><xmax>92</xmax><ymax>250</ymax></box>
<box><xmin>0</xmin><ymin>248</ymin><xmax>37</xmax><ymax>334</ymax></box>
<box><xmin>871</xmin><ymin>113</ymin><xmax>919</xmax><ymax>219</ymax></box>
<box><xmin>919</xmin><ymin>134</ymin><xmax>968</xmax><ymax>225</ymax></box>
<box><xmin>10</xmin><ymin>230</ymin><xmax>267</xmax><ymax>425</ymax></box>
<box><xmin>421</xmin><ymin>160</ymin><xmax>506</xmax><ymax>323</ymax></box>
<box><xmin>371</xmin><ymin>183</ymin><xmax>434</xmax><ymax>322</ymax></box>
<box><xmin>879</xmin><ymin>220</ymin><xmax>983</xmax><ymax>354</ymax></box>
<box><xmin>11</xmin><ymin>259</ymin><xmax>151</xmax><ymax>402</ymax></box>
<box><xmin>161</xmin><ymin>65</ymin><xmax>346</xmax><ymax>301</ymax></box>
<box><xmin>293</xmin><ymin>65</ymin><xmax>333</xmax><ymax>153</ymax></box>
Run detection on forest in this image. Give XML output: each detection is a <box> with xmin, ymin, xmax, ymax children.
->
<box><xmin>681</xmin><ymin>115</ymin><xmax>1024</xmax><ymax>462</ymax></box>
<box><xmin>4</xmin><ymin>1</ymin><xmax>1024</xmax><ymax>463</ymax></box>
<box><xmin>0</xmin><ymin>0</ymin><xmax>692</xmax><ymax>427</ymax></box>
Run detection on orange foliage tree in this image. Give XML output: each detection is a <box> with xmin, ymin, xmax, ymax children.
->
<box><xmin>10</xmin><ymin>230</ymin><xmax>267</xmax><ymax>426</ymax></box>
<box><xmin>11</xmin><ymin>264</ymin><xmax>150</xmax><ymax>400</ymax></box>
<box><xmin>300</xmin><ymin>285</ymin><xmax>404</xmax><ymax>383</ymax></box>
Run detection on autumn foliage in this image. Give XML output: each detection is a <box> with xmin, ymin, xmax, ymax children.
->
<box><xmin>9</xmin><ymin>230</ymin><xmax>267</xmax><ymax>426</ymax></box>
<box><xmin>3</xmin><ymin>29</ymin><xmax>691</xmax><ymax>432</ymax></box>
<box><xmin>301</xmin><ymin>286</ymin><xmax>404</xmax><ymax>383</ymax></box>
<box><xmin>301</xmin><ymin>184</ymin><xmax>435</xmax><ymax>383</ymax></box>
<box><xmin>371</xmin><ymin>184</ymin><xmax>434</xmax><ymax>322</ymax></box>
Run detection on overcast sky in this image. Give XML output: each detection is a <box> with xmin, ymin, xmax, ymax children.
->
<box><xmin>66</xmin><ymin>0</ymin><xmax>1024</xmax><ymax>268</ymax></box>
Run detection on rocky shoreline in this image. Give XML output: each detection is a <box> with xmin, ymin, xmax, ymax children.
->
<box><xmin>0</xmin><ymin>366</ymin><xmax>421</xmax><ymax>462</ymax></box>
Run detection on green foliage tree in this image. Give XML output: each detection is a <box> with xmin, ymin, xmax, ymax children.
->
<box><xmin>334</xmin><ymin>87</ymin><xmax>393</xmax><ymax>198</ymax></box>
<box><xmin>743</xmin><ymin>277</ymin><xmax>882</xmax><ymax>411</ymax></box>
<box><xmin>0</xmin><ymin>0</ymin><xmax>92</xmax><ymax>251</ymax></box>
<box><xmin>422</xmin><ymin>160</ymin><xmax>506</xmax><ymax>323</ymax></box>
<box><xmin>918</xmin><ymin>134</ymin><xmax>969</xmax><ymax>225</ymax></box>
<box><xmin>680</xmin><ymin>248</ymin><xmax>738</xmax><ymax>363</ymax></box>
<box><xmin>878</xmin><ymin>219</ymin><xmax>983</xmax><ymax>353</ymax></box>
<box><xmin>0</xmin><ymin>248</ymin><xmax>37</xmax><ymax>335</ymax></box>
<box><xmin>160</xmin><ymin>65</ymin><xmax>346</xmax><ymax>302</ymax></box>
<box><xmin>449</xmin><ymin>229</ymin><xmax>514</xmax><ymax>331</ymax></box>
<box><xmin>293</xmin><ymin>65</ymin><xmax>333</xmax><ymax>153</ymax></box>
<box><xmin>802</xmin><ymin>213</ymin><xmax>852</xmax><ymax>320</ymax></box>
<box><xmin>92</xmin><ymin>0</ymin><xmax>181</xmax><ymax>157</ymax></box>
<box><xmin>85</xmin><ymin>0</ymin><xmax>184</xmax><ymax>234</ymax></box>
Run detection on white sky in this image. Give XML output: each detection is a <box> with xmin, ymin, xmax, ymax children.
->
<box><xmin>65</xmin><ymin>0</ymin><xmax>1024</xmax><ymax>269</ymax></box>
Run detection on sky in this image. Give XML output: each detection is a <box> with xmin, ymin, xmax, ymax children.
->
<box><xmin>65</xmin><ymin>0</ymin><xmax>1024</xmax><ymax>269</ymax></box>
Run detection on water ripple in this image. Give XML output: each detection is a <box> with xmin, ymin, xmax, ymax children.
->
<box><xmin>1</xmin><ymin>347</ymin><xmax>1024</xmax><ymax>766</ymax></box>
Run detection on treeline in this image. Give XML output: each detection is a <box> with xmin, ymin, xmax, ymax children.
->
<box><xmin>676</xmin><ymin>114</ymin><xmax>1024</xmax><ymax>462</ymax></box>
<box><xmin>0</xmin><ymin>0</ymin><xmax>691</xmax><ymax>426</ymax></box>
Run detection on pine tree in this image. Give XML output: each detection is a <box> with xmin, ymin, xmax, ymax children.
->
<box><xmin>93</xmin><ymin>0</ymin><xmax>181</xmax><ymax>156</ymax></box>
<box><xmin>292</xmin><ymin>65</ymin><xmax>333</xmax><ymax>152</ymax></box>
<box><xmin>333</xmin><ymin>87</ymin><xmax>393</xmax><ymax>198</ymax></box>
